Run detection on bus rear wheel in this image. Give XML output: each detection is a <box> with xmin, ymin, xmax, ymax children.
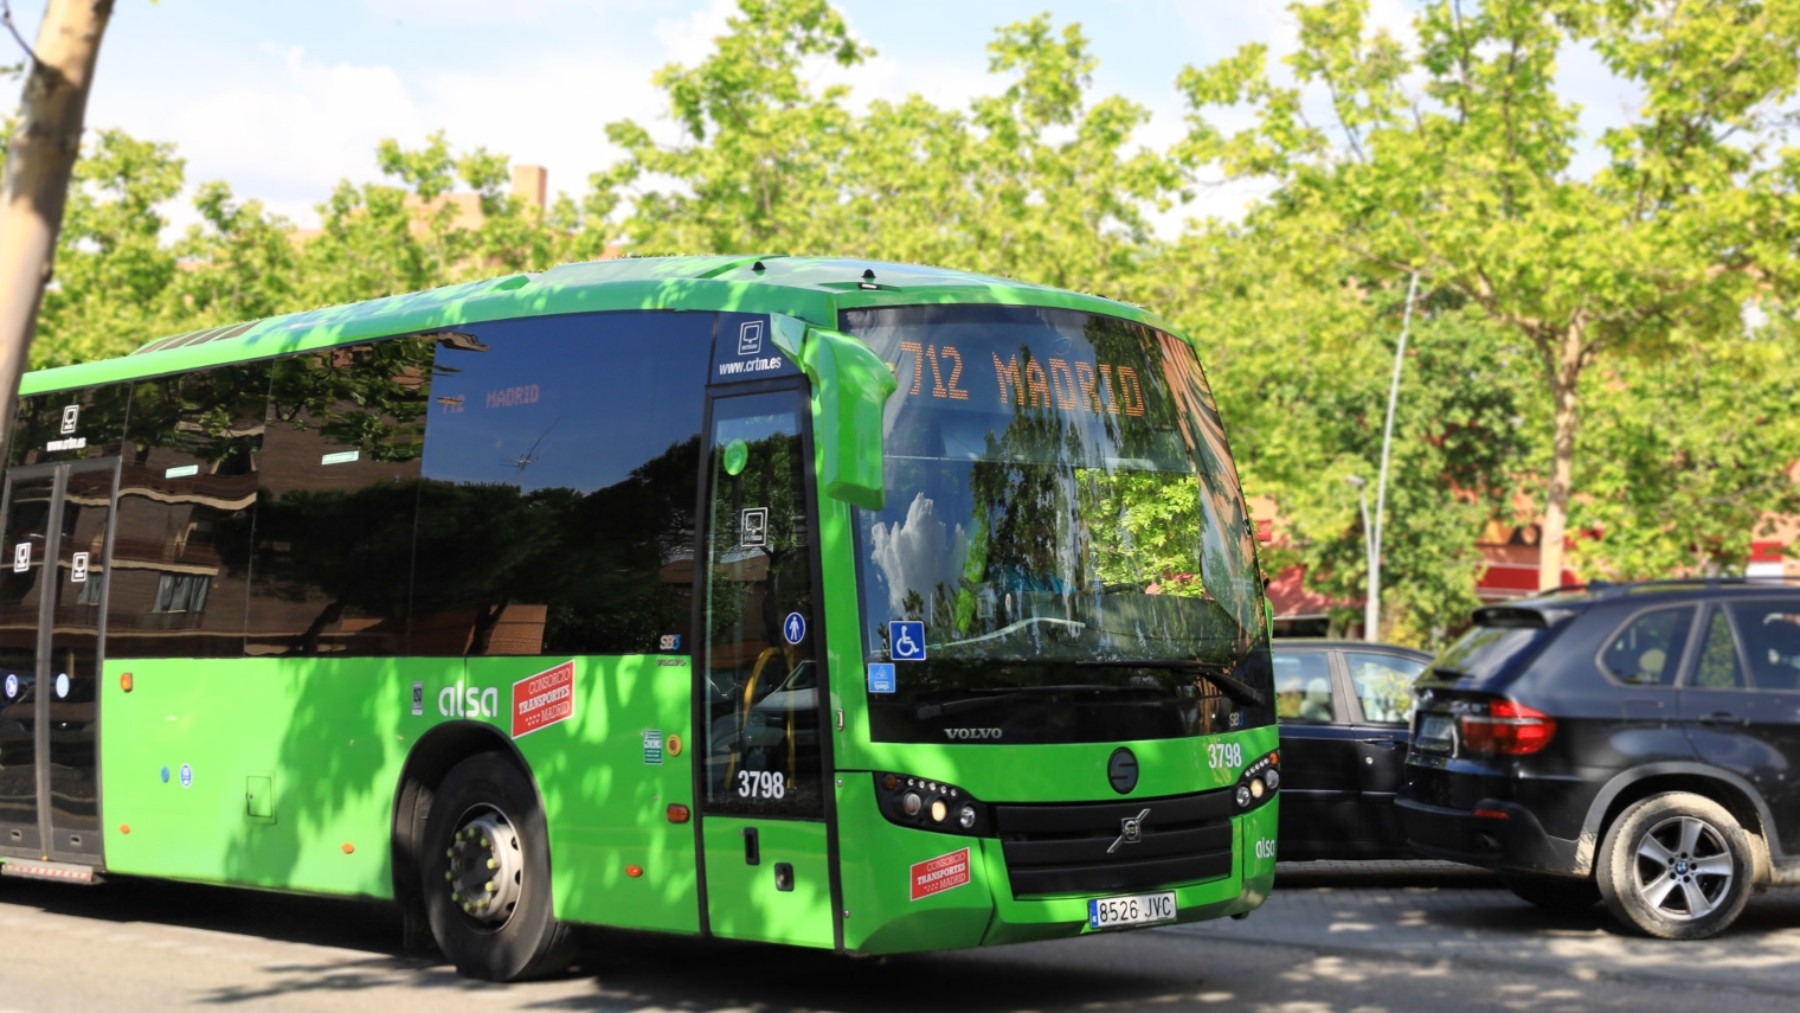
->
<box><xmin>420</xmin><ymin>752</ymin><xmax>576</xmax><ymax>980</ymax></box>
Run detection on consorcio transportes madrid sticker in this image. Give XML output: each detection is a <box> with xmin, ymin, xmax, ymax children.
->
<box><xmin>909</xmin><ymin>847</ymin><xmax>972</xmax><ymax>901</ymax></box>
<box><xmin>512</xmin><ymin>660</ymin><xmax>576</xmax><ymax>738</ymax></box>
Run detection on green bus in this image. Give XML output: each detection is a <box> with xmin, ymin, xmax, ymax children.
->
<box><xmin>0</xmin><ymin>256</ymin><xmax>1278</xmax><ymax>980</ymax></box>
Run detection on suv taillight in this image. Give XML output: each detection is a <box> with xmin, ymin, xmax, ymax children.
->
<box><xmin>1459</xmin><ymin>698</ymin><xmax>1556</xmax><ymax>755</ymax></box>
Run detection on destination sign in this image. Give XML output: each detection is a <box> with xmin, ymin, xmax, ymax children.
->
<box><xmin>894</xmin><ymin>341</ymin><xmax>1148</xmax><ymax>418</ymax></box>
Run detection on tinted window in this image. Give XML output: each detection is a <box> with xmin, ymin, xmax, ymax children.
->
<box><xmin>247</xmin><ymin>341</ymin><xmax>433</xmax><ymax>655</ymax></box>
<box><xmin>1432</xmin><ymin>624</ymin><xmax>1553</xmax><ymax>686</ymax></box>
<box><xmin>699</xmin><ymin>392</ymin><xmax>822</xmax><ymax>817</ymax></box>
<box><xmin>1345</xmin><ymin>650</ymin><xmax>1424</xmax><ymax>724</ymax></box>
<box><xmin>1273</xmin><ymin>650</ymin><xmax>1333</xmax><ymax>721</ymax></box>
<box><xmin>8</xmin><ymin>385</ymin><xmax>131</xmax><ymax>467</ymax></box>
<box><xmin>710</xmin><ymin>312</ymin><xmax>800</xmax><ymax>383</ymax></box>
<box><xmin>1694</xmin><ymin>609</ymin><xmax>1747</xmax><ymax>689</ymax></box>
<box><xmin>417</xmin><ymin>312</ymin><xmax>711</xmax><ymax>656</ymax></box>
<box><xmin>1726</xmin><ymin>602</ymin><xmax>1800</xmax><ymax>691</ymax></box>
<box><xmin>112</xmin><ymin>364</ymin><xmax>270</xmax><ymax>657</ymax></box>
<box><xmin>1599</xmin><ymin>607</ymin><xmax>1694</xmax><ymax>687</ymax></box>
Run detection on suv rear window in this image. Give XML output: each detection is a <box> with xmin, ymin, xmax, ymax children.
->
<box><xmin>1427</xmin><ymin>623</ymin><xmax>1553</xmax><ymax>686</ymax></box>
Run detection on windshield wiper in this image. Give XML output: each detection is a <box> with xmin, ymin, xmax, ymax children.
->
<box><xmin>910</xmin><ymin>684</ymin><xmax>1152</xmax><ymax>720</ymax></box>
<box><xmin>1069</xmin><ymin>659</ymin><xmax>1269</xmax><ymax>709</ymax></box>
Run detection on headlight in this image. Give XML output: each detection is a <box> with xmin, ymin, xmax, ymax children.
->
<box><xmin>1233</xmin><ymin>750</ymin><xmax>1280</xmax><ymax>812</ymax></box>
<box><xmin>875</xmin><ymin>773</ymin><xmax>989</xmax><ymax>836</ymax></box>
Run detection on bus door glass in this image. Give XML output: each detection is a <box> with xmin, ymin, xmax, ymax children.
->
<box><xmin>0</xmin><ymin>459</ymin><xmax>116</xmax><ymax>861</ymax></box>
<box><xmin>697</xmin><ymin>387</ymin><xmax>834</xmax><ymax>946</ymax></box>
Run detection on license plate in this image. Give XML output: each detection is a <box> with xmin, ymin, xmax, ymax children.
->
<box><xmin>1416</xmin><ymin>714</ymin><xmax>1455</xmax><ymax>753</ymax></box>
<box><xmin>1087</xmin><ymin>891</ymin><xmax>1177</xmax><ymax>930</ymax></box>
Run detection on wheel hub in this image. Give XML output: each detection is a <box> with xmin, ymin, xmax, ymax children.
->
<box><xmin>444</xmin><ymin>809</ymin><xmax>524</xmax><ymax>925</ymax></box>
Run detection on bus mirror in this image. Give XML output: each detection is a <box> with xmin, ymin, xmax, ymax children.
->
<box><xmin>787</xmin><ymin>319</ymin><xmax>895</xmax><ymax>510</ymax></box>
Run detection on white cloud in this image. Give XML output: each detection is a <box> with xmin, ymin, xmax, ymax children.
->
<box><xmin>869</xmin><ymin>492</ymin><xmax>971</xmax><ymax>616</ymax></box>
<box><xmin>171</xmin><ymin>46</ymin><xmax>421</xmax><ymax>199</ymax></box>
<box><xmin>652</xmin><ymin>0</ymin><xmax>739</xmax><ymax>68</ymax></box>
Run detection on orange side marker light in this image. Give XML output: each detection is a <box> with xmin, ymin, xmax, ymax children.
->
<box><xmin>342</xmin><ymin>842</ymin><xmax>356</xmax><ymax>854</ymax></box>
<box><xmin>626</xmin><ymin>865</ymin><xmax>644</xmax><ymax>879</ymax></box>
<box><xmin>666</xmin><ymin>804</ymin><xmax>691</xmax><ymax>824</ymax></box>
<box><xmin>120</xmin><ymin>672</ymin><xmax>133</xmax><ymax>693</ymax></box>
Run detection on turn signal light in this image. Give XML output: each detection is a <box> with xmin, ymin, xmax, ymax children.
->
<box><xmin>666</xmin><ymin>804</ymin><xmax>691</xmax><ymax>824</ymax></box>
<box><xmin>120</xmin><ymin>672</ymin><xmax>133</xmax><ymax>693</ymax></box>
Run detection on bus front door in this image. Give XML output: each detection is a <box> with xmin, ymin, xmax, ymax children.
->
<box><xmin>0</xmin><ymin>460</ymin><xmax>117</xmax><ymax>870</ymax></box>
<box><xmin>696</xmin><ymin>388</ymin><xmax>839</xmax><ymax>948</ymax></box>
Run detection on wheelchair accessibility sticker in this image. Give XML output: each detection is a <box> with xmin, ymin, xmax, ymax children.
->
<box><xmin>889</xmin><ymin>621</ymin><xmax>926</xmax><ymax>662</ymax></box>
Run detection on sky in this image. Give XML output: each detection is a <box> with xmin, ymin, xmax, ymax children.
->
<box><xmin>26</xmin><ymin>0</ymin><xmax>1639</xmax><ymax>233</ymax></box>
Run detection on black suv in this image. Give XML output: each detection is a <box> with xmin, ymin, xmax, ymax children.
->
<box><xmin>1398</xmin><ymin>581</ymin><xmax>1800</xmax><ymax>939</ymax></box>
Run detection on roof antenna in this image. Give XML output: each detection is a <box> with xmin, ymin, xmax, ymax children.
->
<box><xmin>859</xmin><ymin>267</ymin><xmax>879</xmax><ymax>290</ymax></box>
<box><xmin>752</xmin><ymin>260</ymin><xmax>766</xmax><ymax>272</ymax></box>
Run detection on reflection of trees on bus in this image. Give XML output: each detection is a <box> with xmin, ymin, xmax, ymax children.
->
<box><xmin>703</xmin><ymin>422</ymin><xmax>820</xmax><ymax>817</ymax></box>
<box><xmin>247</xmin><ymin>436</ymin><xmax>701</xmax><ymax>656</ymax></box>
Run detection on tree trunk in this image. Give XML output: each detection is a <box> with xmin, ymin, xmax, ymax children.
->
<box><xmin>0</xmin><ymin>0</ymin><xmax>115</xmax><ymax>448</ymax></box>
<box><xmin>1538</xmin><ymin>327</ymin><xmax>1584</xmax><ymax>591</ymax></box>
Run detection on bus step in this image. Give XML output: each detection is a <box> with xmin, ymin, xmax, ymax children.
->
<box><xmin>0</xmin><ymin>859</ymin><xmax>103</xmax><ymax>885</ymax></box>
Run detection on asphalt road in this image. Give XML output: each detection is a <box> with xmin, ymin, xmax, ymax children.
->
<box><xmin>2</xmin><ymin>862</ymin><xmax>1797</xmax><ymax>1011</ymax></box>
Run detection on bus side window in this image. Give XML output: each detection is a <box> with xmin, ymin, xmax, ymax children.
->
<box><xmin>114</xmin><ymin>364</ymin><xmax>270</xmax><ymax>658</ymax></box>
<box><xmin>247</xmin><ymin>342</ymin><xmax>432</xmax><ymax>657</ymax></box>
<box><xmin>415</xmin><ymin>311</ymin><xmax>711</xmax><ymax>656</ymax></box>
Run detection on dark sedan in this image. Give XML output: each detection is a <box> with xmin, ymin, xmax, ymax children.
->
<box><xmin>1273</xmin><ymin>640</ymin><xmax>1431</xmax><ymax>860</ymax></box>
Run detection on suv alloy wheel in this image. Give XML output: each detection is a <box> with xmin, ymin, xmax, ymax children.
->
<box><xmin>1596</xmin><ymin>792</ymin><xmax>1754</xmax><ymax>940</ymax></box>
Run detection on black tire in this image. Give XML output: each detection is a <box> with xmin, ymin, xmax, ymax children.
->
<box><xmin>1501</xmin><ymin>871</ymin><xmax>1601</xmax><ymax>911</ymax></box>
<box><xmin>1595</xmin><ymin>792</ymin><xmax>1754</xmax><ymax>940</ymax></box>
<box><xmin>420</xmin><ymin>752</ymin><xmax>577</xmax><ymax>980</ymax></box>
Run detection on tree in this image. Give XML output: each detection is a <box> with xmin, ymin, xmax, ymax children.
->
<box><xmin>32</xmin><ymin>127</ymin><xmax>181</xmax><ymax>366</ymax></box>
<box><xmin>599</xmin><ymin>0</ymin><xmax>1184</xmax><ymax>299</ymax></box>
<box><xmin>1572</xmin><ymin>312</ymin><xmax>1800</xmax><ymax>578</ymax></box>
<box><xmin>1178</xmin><ymin>0</ymin><xmax>1800</xmax><ymax>589</ymax></box>
<box><xmin>1149</xmin><ymin>226</ymin><xmax>1531</xmax><ymax>642</ymax></box>
<box><xmin>0</xmin><ymin>0</ymin><xmax>114</xmax><ymax>447</ymax></box>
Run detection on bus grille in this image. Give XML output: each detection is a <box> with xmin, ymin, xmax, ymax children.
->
<box><xmin>992</xmin><ymin>788</ymin><xmax>1235</xmax><ymax>898</ymax></box>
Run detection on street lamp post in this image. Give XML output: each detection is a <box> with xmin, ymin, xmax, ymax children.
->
<box><xmin>1345</xmin><ymin>474</ymin><xmax>1377</xmax><ymax>641</ymax></box>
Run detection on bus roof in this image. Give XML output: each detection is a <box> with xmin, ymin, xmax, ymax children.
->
<box><xmin>21</xmin><ymin>255</ymin><xmax>1178</xmax><ymax>395</ymax></box>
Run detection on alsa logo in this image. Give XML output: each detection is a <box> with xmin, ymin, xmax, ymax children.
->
<box><xmin>439</xmin><ymin>682</ymin><xmax>498</xmax><ymax>718</ymax></box>
<box><xmin>943</xmin><ymin>727</ymin><xmax>1003</xmax><ymax>741</ymax></box>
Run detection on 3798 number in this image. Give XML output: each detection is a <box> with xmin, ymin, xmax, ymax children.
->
<box><xmin>736</xmin><ymin>770</ymin><xmax>787</xmax><ymax>800</ymax></box>
<box><xmin>1208</xmin><ymin>742</ymin><xmax>1243</xmax><ymax>770</ymax></box>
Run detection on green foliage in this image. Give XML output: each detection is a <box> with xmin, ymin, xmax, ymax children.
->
<box><xmin>1176</xmin><ymin>0</ymin><xmax>1800</xmax><ymax>598</ymax></box>
<box><xmin>9</xmin><ymin>0</ymin><xmax>1800</xmax><ymax>648</ymax></box>
<box><xmin>33</xmin><ymin>128</ymin><xmax>183</xmax><ymax>366</ymax></box>
<box><xmin>1572</xmin><ymin>309</ymin><xmax>1800</xmax><ymax>578</ymax></box>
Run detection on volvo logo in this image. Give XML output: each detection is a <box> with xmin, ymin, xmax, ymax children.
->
<box><xmin>1107</xmin><ymin>747</ymin><xmax>1139</xmax><ymax>793</ymax></box>
<box><xmin>1108</xmin><ymin>808</ymin><xmax>1152</xmax><ymax>854</ymax></box>
<box><xmin>943</xmin><ymin>727</ymin><xmax>1003</xmax><ymax>741</ymax></box>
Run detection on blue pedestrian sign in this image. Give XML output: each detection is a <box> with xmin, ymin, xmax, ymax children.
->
<box><xmin>889</xmin><ymin>620</ymin><xmax>927</xmax><ymax>662</ymax></box>
<box><xmin>783</xmin><ymin>611</ymin><xmax>807</xmax><ymax>645</ymax></box>
<box><xmin>868</xmin><ymin>663</ymin><xmax>897</xmax><ymax>694</ymax></box>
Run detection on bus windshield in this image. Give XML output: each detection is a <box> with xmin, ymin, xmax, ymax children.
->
<box><xmin>843</xmin><ymin>304</ymin><xmax>1271</xmax><ymax>745</ymax></box>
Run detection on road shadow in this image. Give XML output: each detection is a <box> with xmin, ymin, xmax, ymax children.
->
<box><xmin>1273</xmin><ymin>858</ymin><xmax>1500</xmax><ymax>889</ymax></box>
<box><xmin>1</xmin><ymin>876</ymin><xmax>1209</xmax><ymax>1011</ymax></box>
<box><xmin>0</xmin><ymin>874</ymin><xmax>407</xmax><ymax>953</ymax></box>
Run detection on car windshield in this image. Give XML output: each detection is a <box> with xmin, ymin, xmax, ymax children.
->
<box><xmin>842</xmin><ymin>303</ymin><xmax>1270</xmax><ymax>744</ymax></box>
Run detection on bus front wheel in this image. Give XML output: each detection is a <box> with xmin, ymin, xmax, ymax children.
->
<box><xmin>420</xmin><ymin>752</ymin><xmax>576</xmax><ymax>980</ymax></box>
